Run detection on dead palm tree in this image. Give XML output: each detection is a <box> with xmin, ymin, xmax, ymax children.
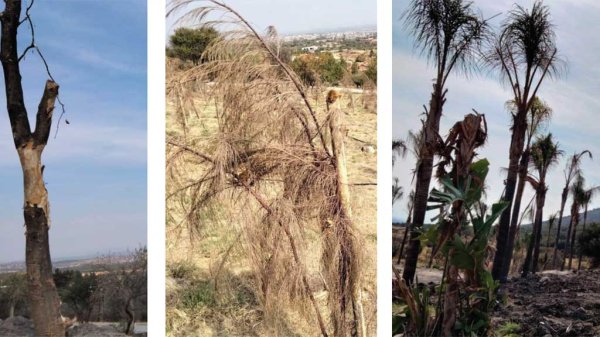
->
<box><xmin>393</xmin><ymin>177</ymin><xmax>404</xmax><ymax>205</ymax></box>
<box><xmin>552</xmin><ymin>151</ymin><xmax>592</xmax><ymax>267</ymax></box>
<box><xmin>393</xmin><ymin>139</ymin><xmax>408</xmax><ymax>166</ymax></box>
<box><xmin>521</xmin><ymin>133</ymin><xmax>561</xmax><ymax>276</ymax></box>
<box><xmin>565</xmin><ymin>175</ymin><xmax>586</xmax><ymax>270</ymax></box>
<box><xmin>577</xmin><ymin>186</ymin><xmax>599</xmax><ymax>270</ymax></box>
<box><xmin>504</xmin><ymin>97</ymin><xmax>551</xmax><ymax>276</ymax></box>
<box><xmin>487</xmin><ymin>1</ymin><xmax>564</xmax><ymax>282</ymax></box>
<box><xmin>392</xmin><ymin>140</ymin><xmax>407</xmax><ymax>204</ymax></box>
<box><xmin>401</xmin><ymin>0</ymin><xmax>490</xmax><ymax>284</ymax></box>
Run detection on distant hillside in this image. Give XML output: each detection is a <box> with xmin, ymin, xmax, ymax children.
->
<box><xmin>521</xmin><ymin>207</ymin><xmax>600</xmax><ymax>233</ymax></box>
<box><xmin>0</xmin><ymin>252</ymin><xmax>133</xmax><ymax>274</ymax></box>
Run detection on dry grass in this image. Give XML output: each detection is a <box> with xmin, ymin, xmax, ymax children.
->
<box><xmin>165</xmin><ymin>1</ymin><xmax>376</xmax><ymax>336</ymax></box>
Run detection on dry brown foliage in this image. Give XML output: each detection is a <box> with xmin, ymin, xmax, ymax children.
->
<box><xmin>166</xmin><ymin>1</ymin><xmax>371</xmax><ymax>336</ymax></box>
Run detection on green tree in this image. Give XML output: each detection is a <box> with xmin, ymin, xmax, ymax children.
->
<box><xmin>290</xmin><ymin>55</ymin><xmax>318</xmax><ymax>87</ymax></box>
<box><xmin>351</xmin><ymin>61</ymin><xmax>358</xmax><ymax>74</ymax></box>
<box><xmin>168</xmin><ymin>27</ymin><xmax>219</xmax><ymax>64</ymax></box>
<box><xmin>318</xmin><ymin>52</ymin><xmax>344</xmax><ymax>85</ymax></box>
<box><xmin>365</xmin><ymin>57</ymin><xmax>377</xmax><ymax>84</ymax></box>
<box><xmin>0</xmin><ymin>273</ymin><xmax>27</xmax><ymax>318</ymax></box>
<box><xmin>55</xmin><ymin>269</ymin><xmax>98</xmax><ymax>321</ymax></box>
<box><xmin>579</xmin><ymin>223</ymin><xmax>600</xmax><ymax>268</ymax></box>
<box><xmin>577</xmin><ymin>186</ymin><xmax>600</xmax><ymax>270</ymax></box>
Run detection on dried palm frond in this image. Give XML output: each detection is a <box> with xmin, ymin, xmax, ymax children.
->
<box><xmin>166</xmin><ymin>1</ymin><xmax>367</xmax><ymax>336</ymax></box>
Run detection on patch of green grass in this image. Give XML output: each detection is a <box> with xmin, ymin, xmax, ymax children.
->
<box><xmin>494</xmin><ymin>322</ymin><xmax>521</xmax><ymax>337</ymax></box>
<box><xmin>180</xmin><ymin>280</ymin><xmax>216</xmax><ymax>309</ymax></box>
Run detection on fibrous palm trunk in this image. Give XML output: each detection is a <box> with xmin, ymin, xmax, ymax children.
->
<box><xmin>522</xmin><ymin>188</ymin><xmax>544</xmax><ymax>276</ymax></box>
<box><xmin>493</xmin><ymin>105</ymin><xmax>528</xmax><ymax>282</ymax></box>
<box><xmin>531</xmin><ymin>189</ymin><xmax>546</xmax><ymax>273</ymax></box>
<box><xmin>403</xmin><ymin>81</ymin><xmax>445</xmax><ymax>284</ymax></box>
<box><xmin>503</xmin><ymin>148</ymin><xmax>530</xmax><ymax>278</ymax></box>
<box><xmin>562</xmin><ymin>213</ymin><xmax>575</xmax><ymax>271</ymax></box>
<box><xmin>577</xmin><ymin>205</ymin><xmax>589</xmax><ymax>271</ymax></box>
<box><xmin>552</xmin><ymin>188</ymin><xmax>569</xmax><ymax>268</ymax></box>
<box><xmin>568</xmin><ymin>212</ymin><xmax>580</xmax><ymax>270</ymax></box>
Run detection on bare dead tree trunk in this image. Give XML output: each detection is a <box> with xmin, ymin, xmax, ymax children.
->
<box><xmin>330</xmin><ymin>107</ymin><xmax>366</xmax><ymax>337</ymax></box>
<box><xmin>0</xmin><ymin>1</ymin><xmax>64</xmax><ymax>335</ymax></box>
<box><xmin>125</xmin><ymin>298</ymin><xmax>135</xmax><ymax>335</ymax></box>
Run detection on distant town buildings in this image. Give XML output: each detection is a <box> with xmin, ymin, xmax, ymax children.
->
<box><xmin>301</xmin><ymin>45</ymin><xmax>319</xmax><ymax>53</ymax></box>
<box><xmin>283</xmin><ymin>30</ymin><xmax>377</xmax><ymax>43</ymax></box>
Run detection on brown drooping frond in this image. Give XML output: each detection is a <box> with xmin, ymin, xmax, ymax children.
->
<box><xmin>166</xmin><ymin>1</ymin><xmax>367</xmax><ymax>336</ymax></box>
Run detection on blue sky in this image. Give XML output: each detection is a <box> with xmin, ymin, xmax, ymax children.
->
<box><xmin>166</xmin><ymin>0</ymin><xmax>376</xmax><ymax>37</ymax></box>
<box><xmin>393</xmin><ymin>0</ymin><xmax>600</xmax><ymax>222</ymax></box>
<box><xmin>0</xmin><ymin>0</ymin><xmax>146</xmax><ymax>262</ymax></box>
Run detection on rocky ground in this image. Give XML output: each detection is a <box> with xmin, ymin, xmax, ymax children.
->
<box><xmin>492</xmin><ymin>270</ymin><xmax>600</xmax><ymax>336</ymax></box>
<box><xmin>0</xmin><ymin>317</ymin><xmax>148</xmax><ymax>337</ymax></box>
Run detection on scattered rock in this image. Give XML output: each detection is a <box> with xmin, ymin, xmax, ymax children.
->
<box><xmin>0</xmin><ymin>316</ymin><xmax>34</xmax><ymax>337</ymax></box>
<box><xmin>67</xmin><ymin>323</ymin><xmax>128</xmax><ymax>337</ymax></box>
<box><xmin>361</xmin><ymin>145</ymin><xmax>375</xmax><ymax>153</ymax></box>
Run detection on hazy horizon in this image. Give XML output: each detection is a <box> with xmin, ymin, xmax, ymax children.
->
<box><xmin>166</xmin><ymin>0</ymin><xmax>376</xmax><ymax>40</ymax></box>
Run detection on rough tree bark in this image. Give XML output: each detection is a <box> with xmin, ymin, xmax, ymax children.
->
<box><xmin>330</xmin><ymin>107</ymin><xmax>366</xmax><ymax>337</ymax></box>
<box><xmin>552</xmin><ymin>187</ymin><xmax>569</xmax><ymax>268</ymax></box>
<box><xmin>503</xmin><ymin>148</ymin><xmax>530</xmax><ymax>278</ymax></box>
<box><xmin>0</xmin><ymin>1</ymin><xmax>64</xmax><ymax>335</ymax></box>
<box><xmin>403</xmin><ymin>82</ymin><xmax>445</xmax><ymax>284</ymax></box>
<box><xmin>492</xmin><ymin>104</ymin><xmax>528</xmax><ymax>282</ymax></box>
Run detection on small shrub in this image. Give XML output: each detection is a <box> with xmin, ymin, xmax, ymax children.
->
<box><xmin>169</xmin><ymin>261</ymin><xmax>196</xmax><ymax>279</ymax></box>
<box><xmin>579</xmin><ymin>223</ymin><xmax>600</xmax><ymax>268</ymax></box>
<box><xmin>180</xmin><ymin>280</ymin><xmax>216</xmax><ymax>309</ymax></box>
<box><xmin>495</xmin><ymin>322</ymin><xmax>521</xmax><ymax>337</ymax></box>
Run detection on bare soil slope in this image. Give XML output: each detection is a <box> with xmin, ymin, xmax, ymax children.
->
<box><xmin>492</xmin><ymin>270</ymin><xmax>600</xmax><ymax>336</ymax></box>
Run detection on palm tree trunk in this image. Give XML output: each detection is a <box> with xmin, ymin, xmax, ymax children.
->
<box><xmin>532</xmin><ymin>189</ymin><xmax>546</xmax><ymax>273</ymax></box>
<box><xmin>402</xmin><ymin>82</ymin><xmax>445</xmax><ymax>284</ymax></box>
<box><xmin>552</xmin><ymin>188</ymin><xmax>568</xmax><ymax>268</ymax></box>
<box><xmin>503</xmin><ymin>149</ymin><xmax>530</xmax><ymax>278</ymax></box>
<box><xmin>568</xmin><ymin>215</ymin><xmax>579</xmax><ymax>270</ymax></box>
<box><xmin>577</xmin><ymin>205</ymin><xmax>588</xmax><ymax>271</ymax></box>
<box><xmin>493</xmin><ymin>105</ymin><xmax>528</xmax><ymax>282</ymax></box>
<box><xmin>395</xmin><ymin>218</ymin><xmax>411</xmax><ymax>265</ymax></box>
<box><xmin>562</xmin><ymin>215</ymin><xmax>575</xmax><ymax>271</ymax></box>
<box><xmin>543</xmin><ymin>219</ymin><xmax>553</xmax><ymax>267</ymax></box>
<box><xmin>522</xmin><ymin>191</ymin><xmax>543</xmax><ymax>276</ymax></box>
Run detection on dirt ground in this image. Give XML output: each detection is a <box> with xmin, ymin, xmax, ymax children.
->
<box><xmin>492</xmin><ymin>270</ymin><xmax>600</xmax><ymax>336</ymax></box>
<box><xmin>0</xmin><ymin>317</ymin><xmax>147</xmax><ymax>337</ymax></box>
<box><xmin>392</xmin><ymin>265</ymin><xmax>600</xmax><ymax>336</ymax></box>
